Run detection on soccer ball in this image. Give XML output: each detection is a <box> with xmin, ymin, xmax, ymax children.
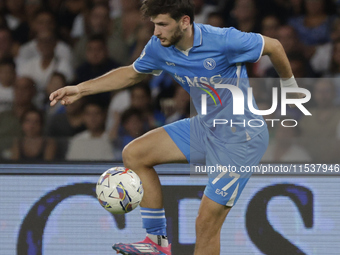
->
<box><xmin>96</xmin><ymin>167</ymin><xmax>144</xmax><ymax>214</ymax></box>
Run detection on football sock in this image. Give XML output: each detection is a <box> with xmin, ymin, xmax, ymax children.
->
<box><xmin>140</xmin><ymin>207</ymin><xmax>168</xmax><ymax>246</ymax></box>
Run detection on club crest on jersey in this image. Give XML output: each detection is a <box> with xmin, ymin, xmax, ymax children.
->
<box><xmin>203</xmin><ymin>58</ymin><xmax>216</xmax><ymax>70</ymax></box>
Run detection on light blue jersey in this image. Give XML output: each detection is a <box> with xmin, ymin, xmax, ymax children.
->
<box><xmin>133</xmin><ymin>23</ymin><xmax>267</xmax><ymax>144</ymax></box>
<box><xmin>133</xmin><ymin>23</ymin><xmax>270</xmax><ymax>206</ymax></box>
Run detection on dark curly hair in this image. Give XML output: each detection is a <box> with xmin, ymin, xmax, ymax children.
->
<box><xmin>141</xmin><ymin>0</ymin><xmax>195</xmax><ymax>24</ymax></box>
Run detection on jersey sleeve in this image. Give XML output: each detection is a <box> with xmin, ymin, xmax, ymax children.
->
<box><xmin>225</xmin><ymin>28</ymin><xmax>264</xmax><ymax>64</ymax></box>
<box><xmin>133</xmin><ymin>38</ymin><xmax>163</xmax><ymax>76</ymax></box>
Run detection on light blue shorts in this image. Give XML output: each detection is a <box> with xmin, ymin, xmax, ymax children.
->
<box><xmin>163</xmin><ymin>117</ymin><xmax>269</xmax><ymax>207</ymax></box>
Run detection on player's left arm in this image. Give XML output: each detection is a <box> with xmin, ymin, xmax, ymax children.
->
<box><xmin>262</xmin><ymin>36</ymin><xmax>292</xmax><ymax>78</ymax></box>
<box><xmin>261</xmin><ymin>36</ymin><xmax>304</xmax><ymax>99</ymax></box>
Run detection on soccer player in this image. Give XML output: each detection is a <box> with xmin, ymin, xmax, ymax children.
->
<box><xmin>50</xmin><ymin>1</ymin><xmax>302</xmax><ymax>254</ymax></box>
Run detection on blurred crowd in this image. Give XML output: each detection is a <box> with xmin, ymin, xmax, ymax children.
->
<box><xmin>0</xmin><ymin>0</ymin><xmax>339</xmax><ymax>163</ymax></box>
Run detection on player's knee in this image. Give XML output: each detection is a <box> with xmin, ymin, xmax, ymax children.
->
<box><xmin>196</xmin><ymin>214</ymin><xmax>212</xmax><ymax>236</ymax></box>
<box><xmin>122</xmin><ymin>140</ymin><xmax>147</xmax><ymax>170</ymax></box>
<box><xmin>196</xmin><ymin>211</ymin><xmax>211</xmax><ymax>230</ymax></box>
<box><xmin>196</xmin><ymin>205</ymin><xmax>227</xmax><ymax>230</ymax></box>
<box><xmin>122</xmin><ymin>143</ymin><xmax>137</xmax><ymax>170</ymax></box>
<box><xmin>196</xmin><ymin>213</ymin><xmax>221</xmax><ymax>238</ymax></box>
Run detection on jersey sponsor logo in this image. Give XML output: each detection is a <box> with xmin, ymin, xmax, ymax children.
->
<box><xmin>203</xmin><ymin>58</ymin><xmax>216</xmax><ymax>70</ymax></box>
<box><xmin>166</xmin><ymin>61</ymin><xmax>176</xmax><ymax>66</ymax></box>
<box><xmin>174</xmin><ymin>73</ymin><xmax>185</xmax><ymax>84</ymax></box>
<box><xmin>184</xmin><ymin>75</ymin><xmax>222</xmax><ymax>88</ymax></box>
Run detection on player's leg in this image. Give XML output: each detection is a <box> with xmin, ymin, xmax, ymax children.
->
<box><xmin>194</xmin><ymin>195</ymin><xmax>231</xmax><ymax>255</ymax></box>
<box><xmin>114</xmin><ymin>118</ymin><xmax>205</xmax><ymax>255</ymax></box>
<box><xmin>194</xmin><ymin>130</ymin><xmax>269</xmax><ymax>255</ymax></box>
<box><xmin>114</xmin><ymin>127</ymin><xmax>186</xmax><ymax>255</ymax></box>
<box><xmin>122</xmin><ymin>126</ymin><xmax>187</xmax><ymax>209</ymax></box>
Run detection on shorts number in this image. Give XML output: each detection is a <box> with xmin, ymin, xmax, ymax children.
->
<box><xmin>211</xmin><ymin>171</ymin><xmax>241</xmax><ymax>191</ymax></box>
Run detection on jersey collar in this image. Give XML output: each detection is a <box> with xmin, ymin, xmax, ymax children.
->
<box><xmin>193</xmin><ymin>22</ymin><xmax>202</xmax><ymax>47</ymax></box>
<box><xmin>172</xmin><ymin>22</ymin><xmax>202</xmax><ymax>55</ymax></box>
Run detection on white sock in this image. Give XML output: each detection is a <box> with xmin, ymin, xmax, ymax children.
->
<box><xmin>147</xmin><ymin>234</ymin><xmax>169</xmax><ymax>247</ymax></box>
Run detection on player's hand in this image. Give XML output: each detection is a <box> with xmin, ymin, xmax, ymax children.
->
<box><xmin>49</xmin><ymin>85</ymin><xmax>81</xmax><ymax>106</ymax></box>
<box><xmin>287</xmin><ymin>92</ymin><xmax>306</xmax><ymax>108</ymax></box>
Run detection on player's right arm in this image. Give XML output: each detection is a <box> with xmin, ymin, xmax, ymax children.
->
<box><xmin>49</xmin><ymin>65</ymin><xmax>147</xmax><ymax>106</ymax></box>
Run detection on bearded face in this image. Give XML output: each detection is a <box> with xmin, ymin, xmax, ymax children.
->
<box><xmin>152</xmin><ymin>14</ymin><xmax>186</xmax><ymax>48</ymax></box>
<box><xmin>159</xmin><ymin>24</ymin><xmax>184</xmax><ymax>47</ymax></box>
